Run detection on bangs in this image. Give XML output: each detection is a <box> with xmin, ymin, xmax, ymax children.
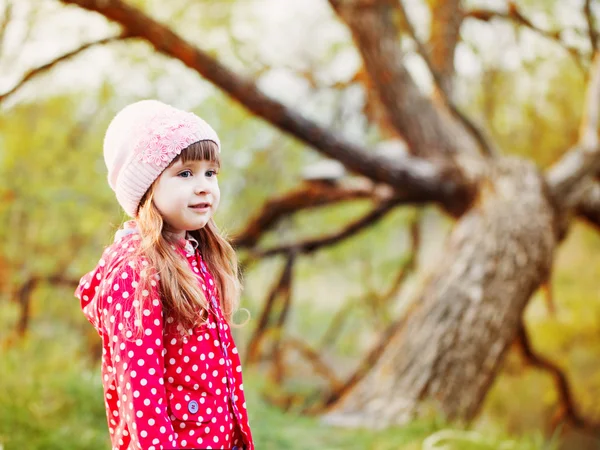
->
<box><xmin>177</xmin><ymin>140</ymin><xmax>220</xmax><ymax>167</ymax></box>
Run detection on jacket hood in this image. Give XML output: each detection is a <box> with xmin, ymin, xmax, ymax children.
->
<box><xmin>75</xmin><ymin>222</ymin><xmax>141</xmax><ymax>332</ymax></box>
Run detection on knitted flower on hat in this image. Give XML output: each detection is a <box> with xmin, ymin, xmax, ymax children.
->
<box><xmin>103</xmin><ymin>100</ymin><xmax>220</xmax><ymax>217</ymax></box>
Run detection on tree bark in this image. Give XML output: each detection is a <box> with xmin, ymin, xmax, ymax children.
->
<box><xmin>322</xmin><ymin>158</ymin><xmax>556</xmax><ymax>426</ymax></box>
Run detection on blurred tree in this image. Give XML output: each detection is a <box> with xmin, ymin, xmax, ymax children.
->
<box><xmin>2</xmin><ymin>0</ymin><xmax>600</xmax><ymax>437</ymax></box>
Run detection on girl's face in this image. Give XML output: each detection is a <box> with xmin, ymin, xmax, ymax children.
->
<box><xmin>152</xmin><ymin>158</ymin><xmax>220</xmax><ymax>239</ymax></box>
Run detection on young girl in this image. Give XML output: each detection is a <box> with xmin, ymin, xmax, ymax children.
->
<box><xmin>75</xmin><ymin>100</ymin><xmax>253</xmax><ymax>450</ymax></box>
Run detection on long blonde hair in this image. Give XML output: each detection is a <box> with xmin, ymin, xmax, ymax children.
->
<box><xmin>134</xmin><ymin>140</ymin><xmax>241</xmax><ymax>329</ymax></box>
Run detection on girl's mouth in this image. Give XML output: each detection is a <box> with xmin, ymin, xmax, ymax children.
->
<box><xmin>190</xmin><ymin>203</ymin><xmax>211</xmax><ymax>210</ymax></box>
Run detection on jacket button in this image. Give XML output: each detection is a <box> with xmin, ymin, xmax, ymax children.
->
<box><xmin>188</xmin><ymin>400</ymin><xmax>199</xmax><ymax>414</ymax></box>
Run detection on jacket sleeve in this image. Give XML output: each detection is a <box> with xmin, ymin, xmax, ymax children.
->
<box><xmin>101</xmin><ymin>258</ymin><xmax>178</xmax><ymax>450</ymax></box>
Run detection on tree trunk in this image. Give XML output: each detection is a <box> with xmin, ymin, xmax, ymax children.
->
<box><xmin>323</xmin><ymin>157</ymin><xmax>557</xmax><ymax>427</ymax></box>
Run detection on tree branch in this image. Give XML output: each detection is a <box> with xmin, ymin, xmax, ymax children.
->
<box><xmin>398</xmin><ymin>0</ymin><xmax>497</xmax><ymax>157</ymax></box>
<box><xmin>517</xmin><ymin>323</ymin><xmax>600</xmax><ymax>433</ymax></box>
<box><xmin>60</xmin><ymin>0</ymin><xmax>474</xmax><ymax>215</ymax></box>
<box><xmin>546</xmin><ymin>52</ymin><xmax>600</xmax><ymax>210</ymax></box>
<box><xmin>285</xmin><ymin>337</ymin><xmax>343</xmax><ymax>391</ymax></box>
<box><xmin>0</xmin><ymin>33</ymin><xmax>131</xmax><ymax>105</ymax></box>
<box><xmin>251</xmin><ymin>197</ymin><xmax>402</xmax><ymax>259</ymax></box>
<box><xmin>245</xmin><ymin>254</ymin><xmax>295</xmax><ymax>366</ymax></box>
<box><xmin>424</xmin><ymin>0</ymin><xmax>461</xmax><ymax>96</ymax></box>
<box><xmin>464</xmin><ymin>5</ymin><xmax>586</xmax><ymax>68</ymax></box>
<box><xmin>14</xmin><ymin>275</ymin><xmax>79</xmax><ymax>338</ymax></box>
<box><xmin>329</xmin><ymin>0</ymin><xmax>480</xmax><ymax>159</ymax></box>
<box><xmin>317</xmin><ymin>214</ymin><xmax>420</xmax><ymax>351</ymax></box>
<box><xmin>233</xmin><ymin>181</ymin><xmax>387</xmax><ymax>248</ymax></box>
<box><xmin>318</xmin><ymin>313</ymin><xmax>409</xmax><ymax>412</ymax></box>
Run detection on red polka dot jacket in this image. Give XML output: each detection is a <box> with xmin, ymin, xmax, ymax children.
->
<box><xmin>75</xmin><ymin>228</ymin><xmax>254</xmax><ymax>450</ymax></box>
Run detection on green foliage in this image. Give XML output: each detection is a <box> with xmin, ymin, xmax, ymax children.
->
<box><xmin>0</xmin><ymin>312</ymin><xmax>109</xmax><ymax>449</ymax></box>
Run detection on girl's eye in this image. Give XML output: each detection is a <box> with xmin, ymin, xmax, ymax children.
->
<box><xmin>178</xmin><ymin>170</ymin><xmax>193</xmax><ymax>178</ymax></box>
<box><xmin>206</xmin><ymin>170</ymin><xmax>218</xmax><ymax>178</ymax></box>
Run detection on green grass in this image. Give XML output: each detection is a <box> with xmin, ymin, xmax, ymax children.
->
<box><xmin>0</xmin><ymin>333</ymin><xmax>558</xmax><ymax>450</ymax></box>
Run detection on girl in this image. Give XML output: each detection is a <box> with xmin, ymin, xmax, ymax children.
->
<box><xmin>75</xmin><ymin>100</ymin><xmax>253</xmax><ymax>450</ymax></box>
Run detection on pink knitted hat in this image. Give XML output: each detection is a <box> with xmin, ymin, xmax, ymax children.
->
<box><xmin>103</xmin><ymin>100</ymin><xmax>221</xmax><ymax>217</ymax></box>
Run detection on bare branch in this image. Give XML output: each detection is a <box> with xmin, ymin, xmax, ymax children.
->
<box><xmin>251</xmin><ymin>197</ymin><xmax>402</xmax><ymax>259</ymax></box>
<box><xmin>233</xmin><ymin>181</ymin><xmax>386</xmax><ymax>248</ymax></box>
<box><xmin>245</xmin><ymin>254</ymin><xmax>295</xmax><ymax>366</ymax></box>
<box><xmin>0</xmin><ymin>33</ymin><xmax>130</xmax><ymax>105</ymax></box>
<box><xmin>464</xmin><ymin>6</ymin><xmax>586</xmax><ymax>69</ymax></box>
<box><xmin>329</xmin><ymin>0</ymin><xmax>480</xmax><ymax>159</ymax></box>
<box><xmin>61</xmin><ymin>0</ymin><xmax>474</xmax><ymax>215</ymax></box>
<box><xmin>517</xmin><ymin>323</ymin><xmax>600</xmax><ymax>433</ymax></box>
<box><xmin>398</xmin><ymin>0</ymin><xmax>497</xmax><ymax>157</ymax></box>
<box><xmin>584</xmin><ymin>0</ymin><xmax>598</xmax><ymax>54</ymax></box>
<box><xmin>318</xmin><ymin>312</ymin><xmax>409</xmax><ymax>412</ymax></box>
<box><xmin>547</xmin><ymin>52</ymin><xmax>600</xmax><ymax>209</ymax></box>
<box><xmin>13</xmin><ymin>275</ymin><xmax>79</xmax><ymax>338</ymax></box>
<box><xmin>285</xmin><ymin>337</ymin><xmax>343</xmax><ymax>391</ymax></box>
<box><xmin>317</xmin><ymin>213</ymin><xmax>420</xmax><ymax>351</ymax></box>
<box><xmin>424</xmin><ymin>0</ymin><xmax>461</xmax><ymax>96</ymax></box>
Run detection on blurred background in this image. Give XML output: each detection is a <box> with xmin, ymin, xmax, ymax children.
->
<box><xmin>1</xmin><ymin>0</ymin><xmax>600</xmax><ymax>449</ymax></box>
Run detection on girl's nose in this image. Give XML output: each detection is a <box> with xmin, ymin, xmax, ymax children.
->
<box><xmin>194</xmin><ymin>182</ymin><xmax>208</xmax><ymax>195</ymax></box>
